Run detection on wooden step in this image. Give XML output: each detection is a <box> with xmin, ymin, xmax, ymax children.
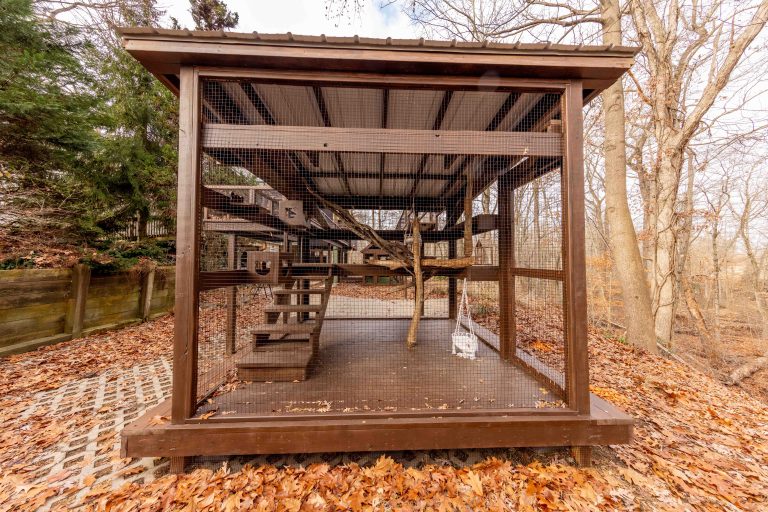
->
<box><xmin>265</xmin><ymin>304</ymin><xmax>322</xmax><ymax>314</ymax></box>
<box><xmin>238</xmin><ymin>349</ymin><xmax>312</xmax><ymax>368</ymax></box>
<box><xmin>273</xmin><ymin>288</ymin><xmax>326</xmax><ymax>295</ymax></box>
<box><xmin>236</xmin><ymin>348</ymin><xmax>312</xmax><ymax>381</ymax></box>
<box><xmin>253</xmin><ymin>339</ymin><xmax>310</xmax><ymax>352</ymax></box>
<box><xmin>252</xmin><ymin>323</ymin><xmax>316</xmax><ymax>335</ymax></box>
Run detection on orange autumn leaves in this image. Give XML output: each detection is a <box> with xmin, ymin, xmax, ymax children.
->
<box><xmin>80</xmin><ymin>457</ymin><xmax>619</xmax><ymax>511</ymax></box>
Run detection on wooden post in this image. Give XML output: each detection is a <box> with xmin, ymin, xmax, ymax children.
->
<box><xmin>172</xmin><ymin>66</ymin><xmax>202</xmax><ymax>424</ymax></box>
<box><xmin>65</xmin><ymin>264</ymin><xmax>91</xmax><ymax>338</ymax></box>
<box><xmin>226</xmin><ymin>234</ymin><xmax>237</xmax><ymax>354</ymax></box>
<box><xmin>139</xmin><ymin>269</ymin><xmax>156</xmax><ymax>321</ymax></box>
<box><xmin>571</xmin><ymin>446</ymin><xmax>592</xmax><ymax>467</ymax></box>
<box><xmin>498</xmin><ymin>172</ymin><xmax>516</xmax><ymax>361</ymax></box>
<box><xmin>299</xmin><ymin>237</ymin><xmax>310</xmax><ymax>321</ymax></box>
<box><xmin>563</xmin><ymin>80</ymin><xmax>591</xmax><ymax>417</ymax></box>
<box><xmin>448</xmin><ymin>240</ymin><xmax>457</xmax><ymax>319</ymax></box>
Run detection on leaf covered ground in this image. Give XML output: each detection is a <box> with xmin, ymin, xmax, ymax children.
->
<box><xmin>1</xmin><ymin>297</ymin><xmax>767</xmax><ymax>510</ymax></box>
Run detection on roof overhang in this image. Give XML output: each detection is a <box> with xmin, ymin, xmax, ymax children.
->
<box><xmin>119</xmin><ymin>28</ymin><xmax>638</xmax><ymax>97</ymax></box>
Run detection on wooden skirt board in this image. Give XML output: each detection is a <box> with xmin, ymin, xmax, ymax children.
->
<box><xmin>122</xmin><ymin>319</ymin><xmax>633</xmax><ymax>458</ymax></box>
<box><xmin>122</xmin><ymin>396</ymin><xmax>631</xmax><ymax>457</ymax></box>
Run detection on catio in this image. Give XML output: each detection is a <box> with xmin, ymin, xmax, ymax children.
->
<box><xmin>119</xmin><ymin>28</ymin><xmax>636</xmax><ymax>470</ymax></box>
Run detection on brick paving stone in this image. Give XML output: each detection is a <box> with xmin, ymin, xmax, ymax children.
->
<box><xmin>20</xmin><ymin>347</ymin><xmax>549</xmax><ymax>511</ymax></box>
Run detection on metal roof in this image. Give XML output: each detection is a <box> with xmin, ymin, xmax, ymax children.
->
<box><xmin>119</xmin><ymin>28</ymin><xmax>639</xmax><ymax>56</ymax></box>
<box><xmin>119</xmin><ymin>28</ymin><xmax>638</xmax><ymax>95</ymax></box>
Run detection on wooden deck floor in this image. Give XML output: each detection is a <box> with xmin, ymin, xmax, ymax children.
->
<box><xmin>198</xmin><ymin>319</ymin><xmax>558</xmax><ymax>418</ymax></box>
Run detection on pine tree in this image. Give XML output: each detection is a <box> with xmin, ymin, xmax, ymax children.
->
<box><xmin>0</xmin><ymin>0</ymin><xmax>99</xmax><ymax>237</ymax></box>
<box><xmin>189</xmin><ymin>0</ymin><xmax>239</xmax><ymax>31</ymax></box>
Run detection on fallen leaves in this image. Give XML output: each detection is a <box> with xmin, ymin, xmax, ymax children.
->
<box><xmin>0</xmin><ymin>293</ymin><xmax>766</xmax><ymax>511</ymax></box>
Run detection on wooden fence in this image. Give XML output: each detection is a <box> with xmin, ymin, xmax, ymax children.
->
<box><xmin>0</xmin><ymin>266</ymin><xmax>175</xmax><ymax>356</ymax></box>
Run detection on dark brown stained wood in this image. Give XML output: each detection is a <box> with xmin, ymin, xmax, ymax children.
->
<box><xmin>64</xmin><ymin>264</ymin><xmax>90</xmax><ymax>338</ymax></box>
<box><xmin>172</xmin><ymin>66</ymin><xmax>201</xmax><ymax>423</ymax></box>
<box><xmin>378</xmin><ymin>88</ymin><xmax>389</xmax><ymax>197</ymax></box>
<box><xmin>202</xmin><ymin>124</ymin><xmax>563</xmax><ymax>157</ymax></box>
<box><xmin>313</xmin><ymin>86</ymin><xmax>352</xmax><ymax>195</ymax></box>
<box><xmin>448</xmin><ymin>240</ymin><xmax>457</xmax><ymax>319</ymax></box>
<box><xmin>120</xmin><ymin>32</ymin><xmax>638</xmax><ymax>89</ymax></box>
<box><xmin>562</xmin><ymin>81</ymin><xmax>590</xmax><ymax>415</ymax></box>
<box><xmin>571</xmin><ymin>446</ymin><xmax>592</xmax><ymax>467</ymax></box>
<box><xmin>323</xmin><ymin>195</ymin><xmax>445</xmax><ymax>211</ymax></box>
<box><xmin>498</xmin><ymin>172</ymin><xmax>516</xmax><ymax>361</ymax></box>
<box><xmin>226</xmin><ymin>234</ymin><xmax>237</xmax><ymax>355</ymax></box>
<box><xmin>409</xmin><ymin>90</ymin><xmax>453</xmax><ymax>197</ymax></box>
<box><xmin>308</xmin><ymin>170</ymin><xmax>451</xmax><ymax>180</ymax></box>
<box><xmin>201</xmin><ymin>186</ymin><xmax>287</xmax><ymax>230</ymax></box>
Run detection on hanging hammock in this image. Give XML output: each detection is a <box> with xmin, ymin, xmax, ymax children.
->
<box><xmin>452</xmin><ymin>278</ymin><xmax>478</xmax><ymax>359</ymax></box>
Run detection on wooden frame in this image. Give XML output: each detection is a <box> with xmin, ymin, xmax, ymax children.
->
<box><xmin>203</xmin><ymin>124</ymin><xmax>562</xmax><ymax>157</ymax></box>
<box><xmin>120</xmin><ymin>34</ymin><xmax>635</xmax><ymax>465</ymax></box>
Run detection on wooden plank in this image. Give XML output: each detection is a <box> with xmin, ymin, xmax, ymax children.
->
<box><xmin>173</xmin><ymin>65</ymin><xmax>202</xmax><ymax>423</ymax></box>
<box><xmin>0</xmin><ymin>287</ymin><xmax>70</xmax><ymax>309</ymax></box>
<box><xmin>498</xmin><ymin>173</ymin><xmax>516</xmax><ymax>360</ymax></box>
<box><xmin>122</xmin><ymin>407</ymin><xmax>632</xmax><ymax>458</ymax></box>
<box><xmin>64</xmin><ymin>264</ymin><xmax>90</xmax><ymax>338</ymax></box>
<box><xmin>0</xmin><ymin>268</ymin><xmax>71</xmax><ymax>283</ymax></box>
<box><xmin>448</xmin><ymin>240</ymin><xmax>457</xmax><ymax>319</ymax></box>
<box><xmin>203</xmin><ymin>124</ymin><xmax>563</xmax><ymax>157</ymax></box>
<box><xmin>563</xmin><ymin>81</ymin><xmax>590</xmax><ymax>415</ymax></box>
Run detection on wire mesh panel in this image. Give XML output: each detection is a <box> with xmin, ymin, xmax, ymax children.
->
<box><xmin>190</xmin><ymin>76</ymin><xmax>570</xmax><ymax>420</ymax></box>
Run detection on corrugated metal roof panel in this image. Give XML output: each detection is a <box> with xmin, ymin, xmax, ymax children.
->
<box><xmin>118</xmin><ymin>28</ymin><xmax>640</xmax><ymax>56</ymax></box>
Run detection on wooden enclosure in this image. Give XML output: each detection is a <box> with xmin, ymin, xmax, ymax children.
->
<box><xmin>118</xmin><ymin>29</ymin><xmax>637</xmax><ymax>467</ymax></box>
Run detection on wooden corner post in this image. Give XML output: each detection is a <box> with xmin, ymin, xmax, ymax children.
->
<box><xmin>498</xmin><ymin>172</ymin><xmax>516</xmax><ymax>361</ymax></box>
<box><xmin>562</xmin><ymin>80</ymin><xmax>590</xmax><ymax>415</ymax></box>
<box><xmin>172</xmin><ymin>66</ymin><xmax>202</xmax><ymax>425</ymax></box>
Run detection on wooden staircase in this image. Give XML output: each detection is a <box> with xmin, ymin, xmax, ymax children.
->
<box><xmin>237</xmin><ymin>275</ymin><xmax>333</xmax><ymax>382</ymax></box>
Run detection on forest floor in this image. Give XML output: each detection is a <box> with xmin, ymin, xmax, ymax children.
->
<box><xmin>1</xmin><ymin>288</ymin><xmax>767</xmax><ymax>510</ymax></box>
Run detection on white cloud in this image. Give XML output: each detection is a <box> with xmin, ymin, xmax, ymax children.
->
<box><xmin>159</xmin><ymin>0</ymin><xmax>418</xmax><ymax>39</ymax></box>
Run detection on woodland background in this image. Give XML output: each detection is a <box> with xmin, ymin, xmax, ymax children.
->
<box><xmin>1</xmin><ymin>0</ymin><xmax>768</xmax><ymax>396</ymax></box>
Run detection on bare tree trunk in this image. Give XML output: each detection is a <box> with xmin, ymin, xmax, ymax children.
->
<box><xmin>651</xmin><ymin>151</ymin><xmax>682</xmax><ymax>346</ymax></box>
<box><xmin>728</xmin><ymin>352</ymin><xmax>768</xmax><ymax>385</ymax></box>
<box><xmin>600</xmin><ymin>0</ymin><xmax>657</xmax><ymax>353</ymax></box>
<box><xmin>406</xmin><ymin>219</ymin><xmax>423</xmax><ymax>348</ymax></box>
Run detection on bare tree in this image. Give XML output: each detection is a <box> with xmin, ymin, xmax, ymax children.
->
<box><xmin>628</xmin><ymin>0</ymin><xmax>768</xmax><ymax>345</ymax></box>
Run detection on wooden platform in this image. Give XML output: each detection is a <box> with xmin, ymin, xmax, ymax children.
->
<box><xmin>122</xmin><ymin>319</ymin><xmax>632</xmax><ymax>458</ymax></box>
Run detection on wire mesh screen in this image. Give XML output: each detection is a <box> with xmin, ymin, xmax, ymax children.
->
<box><xmin>190</xmin><ymin>77</ymin><xmax>569</xmax><ymax>419</ymax></box>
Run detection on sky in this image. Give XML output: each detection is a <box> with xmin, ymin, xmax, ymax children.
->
<box><xmin>159</xmin><ymin>0</ymin><xmax>420</xmax><ymax>39</ymax></box>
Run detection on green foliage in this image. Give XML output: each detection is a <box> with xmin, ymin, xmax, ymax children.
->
<box><xmin>189</xmin><ymin>0</ymin><xmax>239</xmax><ymax>30</ymax></box>
<box><xmin>0</xmin><ymin>0</ymin><xmax>99</xmax><ymax>232</ymax></box>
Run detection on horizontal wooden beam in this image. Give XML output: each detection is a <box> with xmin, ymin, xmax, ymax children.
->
<box><xmin>309</xmin><ymin>170</ymin><xmax>452</xmax><ymax>181</ymax></box>
<box><xmin>121</xmin><ymin>397</ymin><xmax>632</xmax><ymax>458</ymax></box>
<box><xmin>202</xmin><ymin>187</ymin><xmax>287</xmax><ymax>231</ymax></box>
<box><xmin>322</xmin><ymin>195</ymin><xmax>445</xmax><ymax>211</ymax></box>
<box><xmin>203</xmin><ymin>124</ymin><xmax>563</xmax><ymax>157</ymax></box>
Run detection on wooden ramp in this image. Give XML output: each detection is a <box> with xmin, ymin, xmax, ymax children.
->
<box><xmin>237</xmin><ymin>276</ymin><xmax>332</xmax><ymax>381</ymax></box>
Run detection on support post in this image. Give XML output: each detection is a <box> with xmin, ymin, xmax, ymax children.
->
<box><xmin>571</xmin><ymin>446</ymin><xmax>592</xmax><ymax>467</ymax></box>
<box><xmin>498</xmin><ymin>172</ymin><xmax>516</xmax><ymax>361</ymax></box>
<box><xmin>139</xmin><ymin>269</ymin><xmax>156</xmax><ymax>321</ymax></box>
<box><xmin>225</xmin><ymin>234</ymin><xmax>237</xmax><ymax>354</ymax></box>
<box><xmin>563</xmin><ymin>80</ymin><xmax>591</xmax><ymax>415</ymax></box>
<box><xmin>299</xmin><ymin>237</ymin><xmax>310</xmax><ymax>321</ymax></box>
<box><xmin>169</xmin><ymin>456</ymin><xmax>187</xmax><ymax>474</ymax></box>
<box><xmin>65</xmin><ymin>264</ymin><xmax>91</xmax><ymax>338</ymax></box>
<box><xmin>172</xmin><ymin>66</ymin><xmax>201</xmax><ymax>424</ymax></box>
<box><xmin>448</xmin><ymin>240</ymin><xmax>457</xmax><ymax>319</ymax></box>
